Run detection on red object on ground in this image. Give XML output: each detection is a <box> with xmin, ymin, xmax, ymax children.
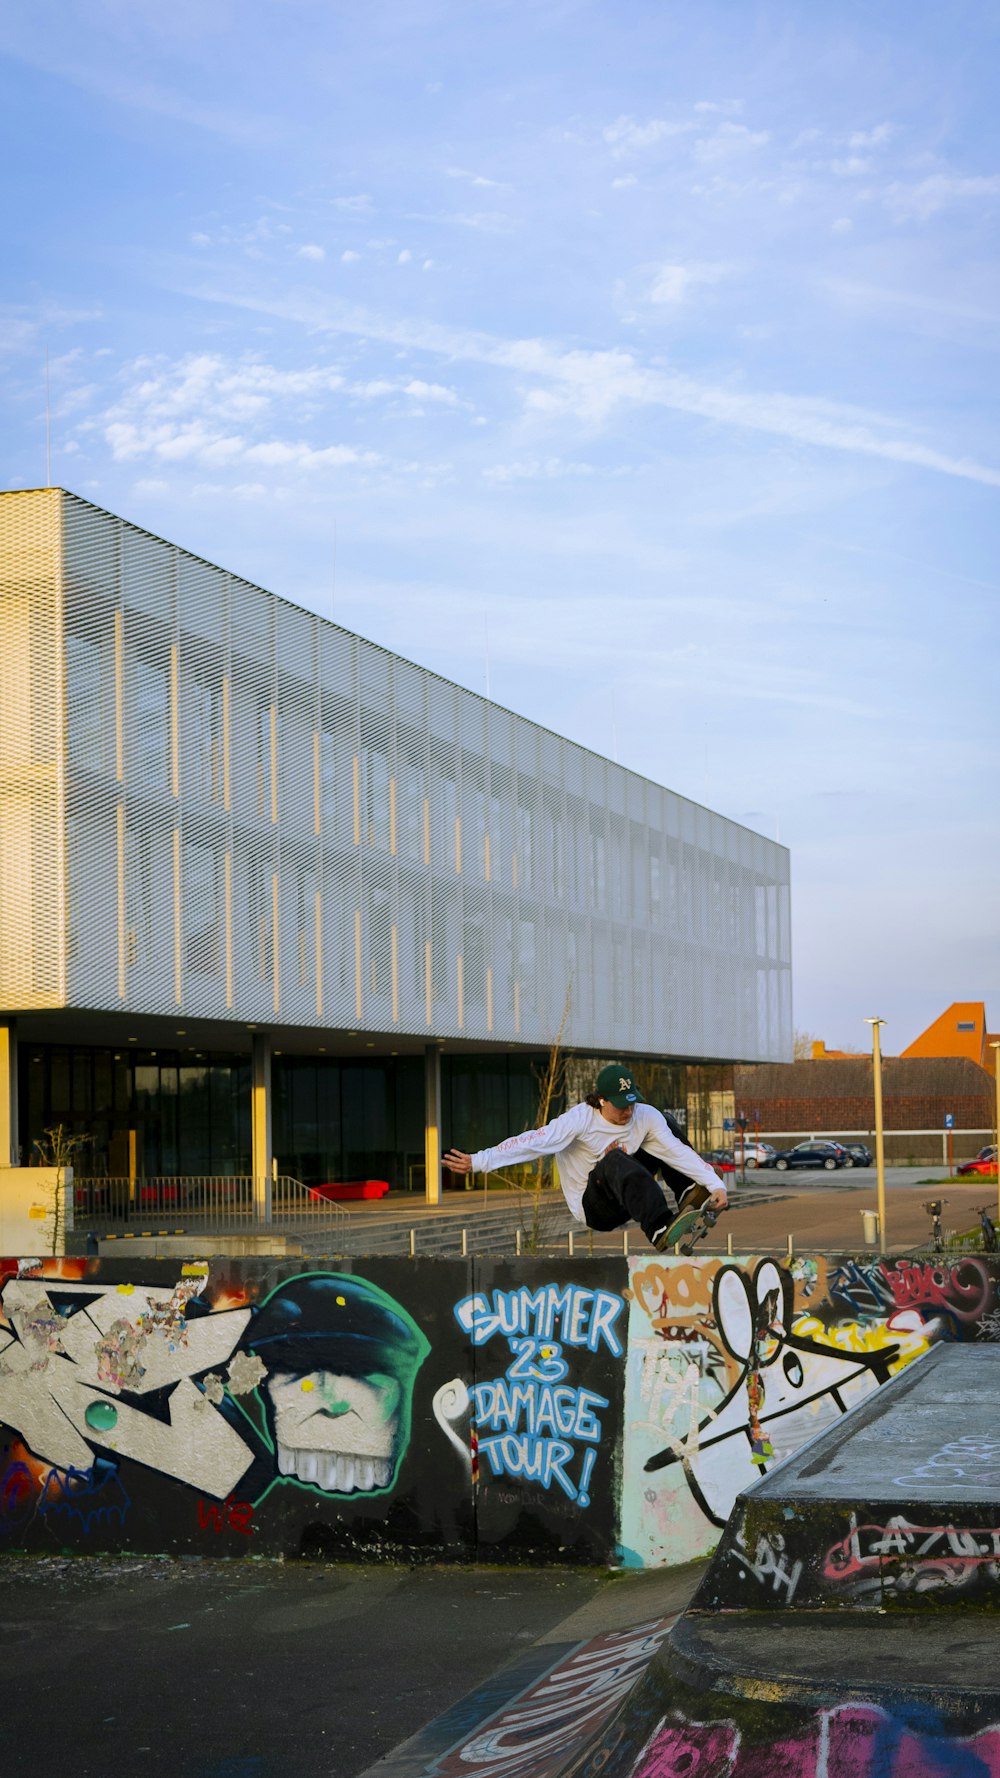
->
<box><xmin>308</xmin><ymin>1179</ymin><xmax>390</xmax><ymax>1201</ymax></box>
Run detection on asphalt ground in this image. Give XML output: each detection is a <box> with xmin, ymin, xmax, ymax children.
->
<box><xmin>521</xmin><ymin>1163</ymin><xmax>994</xmax><ymax>1256</ymax></box>
<box><xmin>704</xmin><ymin>1162</ymin><xmax>996</xmax><ymax>1253</ymax></box>
<box><xmin>0</xmin><ymin>1554</ymin><xmax>703</xmax><ymax>1778</ymax></box>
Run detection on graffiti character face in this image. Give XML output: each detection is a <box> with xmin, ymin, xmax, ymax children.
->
<box><xmin>245</xmin><ymin>1275</ymin><xmax>430</xmax><ymax>1497</ymax></box>
<box><xmin>267</xmin><ymin>1368</ymin><xmax>402</xmax><ymax>1491</ymax></box>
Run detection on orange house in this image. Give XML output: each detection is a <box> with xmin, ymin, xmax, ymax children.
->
<box><xmin>901</xmin><ymin>1003</ymin><xmax>999</xmax><ymax>1070</ymax></box>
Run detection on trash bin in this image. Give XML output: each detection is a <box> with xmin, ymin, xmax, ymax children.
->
<box><xmin>861</xmin><ymin>1210</ymin><xmax>880</xmax><ymax>1245</ymax></box>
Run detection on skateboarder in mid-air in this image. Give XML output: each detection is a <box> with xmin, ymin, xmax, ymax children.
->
<box><xmin>443</xmin><ymin>1063</ymin><xmax>728</xmax><ymax>1253</ymax></box>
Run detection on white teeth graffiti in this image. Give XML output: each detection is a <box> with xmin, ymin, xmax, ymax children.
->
<box><xmin>275</xmin><ymin>1447</ymin><xmax>393</xmax><ymax>1491</ymax></box>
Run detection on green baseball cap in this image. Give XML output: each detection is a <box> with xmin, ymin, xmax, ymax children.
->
<box><xmin>595</xmin><ymin>1064</ymin><xmax>641</xmax><ymax>1108</ymax></box>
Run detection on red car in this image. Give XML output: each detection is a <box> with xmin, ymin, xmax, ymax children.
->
<box><xmin>957</xmin><ymin>1146</ymin><xmax>998</xmax><ymax>1177</ymax></box>
<box><xmin>704</xmin><ymin>1149</ymin><xmax>736</xmax><ymax>1175</ymax></box>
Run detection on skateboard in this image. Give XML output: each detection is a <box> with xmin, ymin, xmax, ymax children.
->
<box><xmin>667</xmin><ymin>1204</ymin><xmax>720</xmax><ymax>1254</ymax></box>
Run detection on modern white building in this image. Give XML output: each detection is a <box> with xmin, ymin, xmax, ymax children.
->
<box><xmin>0</xmin><ymin>488</ymin><xmax>791</xmax><ymax>1200</ymax></box>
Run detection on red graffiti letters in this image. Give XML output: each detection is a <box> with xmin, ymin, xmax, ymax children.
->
<box><xmin>825</xmin><ymin>1516</ymin><xmax>1000</xmax><ymax>1583</ymax></box>
<box><xmin>880</xmin><ymin>1257</ymin><xmax>992</xmax><ymax>1324</ymax></box>
<box><xmin>197</xmin><ymin>1494</ymin><xmax>255</xmax><ymax>1537</ymax></box>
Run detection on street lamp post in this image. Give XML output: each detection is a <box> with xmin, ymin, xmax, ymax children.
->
<box><xmin>982</xmin><ymin>1038</ymin><xmax>989</xmax><ymax>1223</ymax></box>
<box><xmin>865</xmin><ymin>1017</ymin><xmax>887</xmax><ymax>1255</ymax></box>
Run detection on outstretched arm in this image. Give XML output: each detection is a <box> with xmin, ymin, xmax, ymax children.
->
<box><xmin>444</xmin><ymin>1105</ymin><xmax>589</xmax><ymax>1178</ymax></box>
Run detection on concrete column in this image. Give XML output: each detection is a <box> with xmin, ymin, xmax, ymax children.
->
<box><xmin>0</xmin><ymin>1022</ymin><xmax>18</xmax><ymax>1167</ymax></box>
<box><xmin>424</xmin><ymin>1044</ymin><xmax>442</xmax><ymax>1206</ymax></box>
<box><xmin>251</xmin><ymin>1033</ymin><xmax>273</xmax><ymax>1224</ymax></box>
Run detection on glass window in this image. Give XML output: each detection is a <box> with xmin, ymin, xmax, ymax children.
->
<box><xmin>256</xmin><ymin>705</ymin><xmax>272</xmax><ymax>817</ymax></box>
<box><xmin>190</xmin><ymin>679</ymin><xmax>222</xmax><ymax>801</ymax></box>
<box><xmin>516</xmin><ymin>798</ymin><xmax>534</xmax><ymax>890</ymax></box>
<box><xmin>131</xmin><ymin>654</ymin><xmax>170</xmax><ymax>789</ymax></box>
<box><xmin>399</xmin><ymin>757</ymin><xmax>426</xmax><ymax>863</ymax></box>
<box><xmin>589</xmin><ymin>821</ymin><xmax>606</xmax><ymax>911</ymax></box>
<box><xmin>361</xmin><ymin>740</ymin><xmax>391</xmax><ymax>850</ymax></box>
<box><xmin>66</xmin><ymin>633</ymin><xmax>110</xmax><ymax>771</ymax></box>
<box><xmin>248</xmin><ymin>855</ymin><xmax>273</xmax><ymax>979</ymax></box>
<box><xmin>342</xmin><ymin>1064</ymin><xmax>392</xmax><ymax>1181</ymax></box>
<box><xmin>185</xmin><ymin>842</ymin><xmax>223</xmax><ymax>975</ymax></box>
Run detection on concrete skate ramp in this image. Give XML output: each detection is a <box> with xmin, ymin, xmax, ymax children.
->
<box><xmin>553</xmin><ymin>1347</ymin><xmax>1000</xmax><ymax>1778</ymax></box>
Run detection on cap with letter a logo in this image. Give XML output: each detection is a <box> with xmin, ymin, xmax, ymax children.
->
<box><xmin>595</xmin><ymin>1063</ymin><xmax>641</xmax><ymax>1108</ymax></box>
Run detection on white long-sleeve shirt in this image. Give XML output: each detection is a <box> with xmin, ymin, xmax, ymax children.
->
<box><xmin>469</xmin><ymin>1102</ymin><xmax>727</xmax><ymax>1222</ymax></box>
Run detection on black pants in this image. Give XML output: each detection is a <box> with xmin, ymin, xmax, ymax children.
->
<box><xmin>581</xmin><ymin>1147</ymin><xmax>677</xmax><ymax>1242</ymax></box>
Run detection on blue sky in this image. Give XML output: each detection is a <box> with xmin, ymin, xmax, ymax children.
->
<box><xmin>2</xmin><ymin>0</ymin><xmax>998</xmax><ymax>1054</ymax></box>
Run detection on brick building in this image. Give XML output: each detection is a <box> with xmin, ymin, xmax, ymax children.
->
<box><xmin>734</xmin><ymin>1055</ymin><xmax>994</xmax><ymax>1163</ymax></box>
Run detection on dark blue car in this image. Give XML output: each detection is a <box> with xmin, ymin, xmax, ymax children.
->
<box><xmin>766</xmin><ymin>1141</ymin><xmax>849</xmax><ymax>1172</ymax></box>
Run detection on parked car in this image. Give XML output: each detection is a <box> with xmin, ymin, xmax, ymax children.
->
<box><xmin>766</xmin><ymin>1141</ymin><xmax>849</xmax><ymax>1172</ymax></box>
<box><xmin>730</xmin><ymin>1140</ymin><xmax>776</xmax><ymax>1169</ymax></box>
<box><xmin>837</xmin><ymin>1143</ymin><xmax>874</xmax><ymax>1168</ymax></box>
<box><xmin>703</xmin><ymin>1149</ymin><xmax>736</xmax><ymax>1175</ymax></box>
<box><xmin>957</xmin><ymin>1147</ymin><xmax>998</xmax><ymax>1177</ymax></box>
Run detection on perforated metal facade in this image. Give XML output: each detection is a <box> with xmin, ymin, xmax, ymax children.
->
<box><xmin>0</xmin><ymin>489</ymin><xmax>791</xmax><ymax>1060</ymax></box>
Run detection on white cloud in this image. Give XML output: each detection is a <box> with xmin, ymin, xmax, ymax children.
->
<box><xmin>483</xmin><ymin>458</ymin><xmax>600</xmax><ymax>483</ymax></box>
<box><xmin>397</xmin><ymin>249</ymin><xmax>412</xmax><ymax>264</ymax></box>
<box><xmin>516</xmin><ymin>351</ymin><xmax>1000</xmax><ymax>487</ymax></box>
<box><xmin>831</xmin><ymin>217</ymin><xmax>853</xmax><ymax>235</ymax></box>
<box><xmin>446</xmin><ymin>167</ymin><xmax>505</xmax><ymax>189</ymax></box>
<box><xmin>831</xmin><ymin>156</ymin><xmax>870</xmax><ymax>177</ymax></box>
<box><xmin>602</xmin><ymin>115</ymin><xmax>692</xmax><ymax>157</ymax></box>
<box><xmin>298</xmin><ymin>243</ymin><xmax>325</xmax><ymax>262</ymax></box>
<box><xmin>105</xmin><ymin>414</ymin><xmax>379</xmax><ymax>472</ymax></box>
<box><xmin>181</xmin><ymin>289</ymin><xmax>1000</xmax><ymax>491</ymax></box>
<box><xmin>451</xmin><ymin>211</ymin><xmax>516</xmax><ymax>233</ymax></box>
<box><xmin>352</xmin><ymin>375</ymin><xmax>465</xmax><ymax>408</ymax></box>
<box><xmin>0</xmin><ymin>314</ymin><xmax>40</xmax><ymax>355</ymax></box>
<box><xmin>243</xmin><ymin>440</ymin><xmax>378</xmax><ymax>468</ymax></box>
<box><xmin>190</xmin><ymin>232</ymin><xmax>211</xmax><ymax>247</ymax></box>
<box><xmin>101</xmin><ymin>353</ymin><xmax>345</xmax><ymax>428</ymax></box>
<box><xmin>334</xmin><ymin>194</ymin><xmax>372</xmax><ymax>213</ymax></box>
<box><xmin>403</xmin><ymin>379</ymin><xmax>463</xmax><ymax>406</ymax></box>
<box><xmin>885</xmin><ymin>173</ymin><xmax>1000</xmax><ymax>221</ymax></box>
<box><xmin>648</xmin><ymin>262</ymin><xmax>730</xmax><ymax>305</ymax></box>
<box><xmin>423</xmin><ymin>259</ymin><xmax>434</xmax><ymax>271</ymax></box>
<box><xmin>87</xmin><ymin>351</ymin><xmax>399</xmax><ymax>479</ymax></box>
<box><xmin>821</xmin><ymin>276</ymin><xmax>1000</xmax><ymax>335</ymax></box>
<box><xmin>693</xmin><ymin>122</ymin><xmax>769</xmax><ymax>163</ymax></box>
<box><xmin>611</xmin><ymin>175</ymin><xmax>638</xmax><ymax>190</ymax></box>
<box><xmin>341</xmin><ymin>249</ymin><xmax>361</xmax><ymax>264</ymax></box>
<box><xmin>849</xmin><ymin>123</ymin><xmax>894</xmax><ymax>149</ymax></box>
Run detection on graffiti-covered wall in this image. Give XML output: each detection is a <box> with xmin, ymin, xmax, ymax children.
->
<box><xmin>0</xmin><ymin>1250</ymin><xmax>995</xmax><ymax>1565</ymax></box>
<box><xmin>621</xmin><ymin>1250</ymin><xmax>997</xmax><ymax>1568</ymax></box>
<box><xmin>0</xmin><ymin>1254</ymin><xmax>628</xmax><ymax>1563</ymax></box>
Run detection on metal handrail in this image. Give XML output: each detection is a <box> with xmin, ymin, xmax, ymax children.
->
<box><xmin>72</xmin><ymin>1175</ymin><xmax>350</xmax><ymax>1236</ymax></box>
